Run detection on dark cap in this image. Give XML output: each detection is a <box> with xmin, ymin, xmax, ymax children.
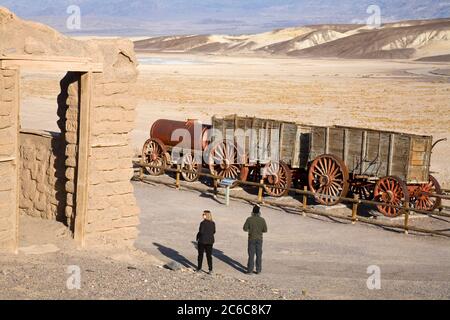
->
<box><xmin>252</xmin><ymin>204</ymin><xmax>261</xmax><ymax>215</ymax></box>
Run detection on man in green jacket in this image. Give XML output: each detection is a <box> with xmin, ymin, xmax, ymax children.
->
<box><xmin>243</xmin><ymin>204</ymin><xmax>268</xmax><ymax>275</ymax></box>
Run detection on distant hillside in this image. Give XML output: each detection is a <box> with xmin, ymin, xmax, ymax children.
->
<box><xmin>134</xmin><ymin>18</ymin><xmax>450</xmax><ymax>60</ymax></box>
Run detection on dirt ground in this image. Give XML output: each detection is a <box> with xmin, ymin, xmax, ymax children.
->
<box><xmin>1</xmin><ymin>179</ymin><xmax>449</xmax><ymax>299</ymax></box>
<box><xmin>133</xmin><ymin>180</ymin><xmax>450</xmax><ymax>300</ymax></box>
<box><xmin>0</xmin><ymin>215</ymin><xmax>297</xmax><ymax>300</ymax></box>
<box><xmin>19</xmin><ymin>54</ymin><xmax>450</xmax><ymax>187</ymax></box>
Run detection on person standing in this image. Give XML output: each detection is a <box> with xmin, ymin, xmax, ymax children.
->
<box><xmin>243</xmin><ymin>204</ymin><xmax>268</xmax><ymax>275</ymax></box>
<box><xmin>196</xmin><ymin>210</ymin><xmax>216</xmax><ymax>274</ymax></box>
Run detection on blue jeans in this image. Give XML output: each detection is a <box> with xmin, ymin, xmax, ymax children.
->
<box><xmin>247</xmin><ymin>239</ymin><xmax>263</xmax><ymax>273</ymax></box>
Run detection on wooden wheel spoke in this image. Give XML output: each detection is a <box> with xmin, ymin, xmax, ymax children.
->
<box><xmin>375</xmin><ymin>176</ymin><xmax>409</xmax><ymax>218</ymax></box>
<box><xmin>264</xmin><ymin>161</ymin><xmax>292</xmax><ymax>197</ymax></box>
<box><xmin>308</xmin><ymin>155</ymin><xmax>349</xmax><ymax>206</ymax></box>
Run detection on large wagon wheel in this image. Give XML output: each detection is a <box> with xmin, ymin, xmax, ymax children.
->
<box><xmin>262</xmin><ymin>161</ymin><xmax>292</xmax><ymax>197</ymax></box>
<box><xmin>181</xmin><ymin>153</ymin><xmax>200</xmax><ymax>182</ymax></box>
<box><xmin>349</xmin><ymin>180</ymin><xmax>375</xmax><ymax>201</ymax></box>
<box><xmin>374</xmin><ymin>176</ymin><xmax>409</xmax><ymax>218</ymax></box>
<box><xmin>412</xmin><ymin>175</ymin><xmax>442</xmax><ymax>212</ymax></box>
<box><xmin>208</xmin><ymin>141</ymin><xmax>246</xmax><ymax>188</ymax></box>
<box><xmin>308</xmin><ymin>154</ymin><xmax>349</xmax><ymax>206</ymax></box>
<box><xmin>141</xmin><ymin>138</ymin><xmax>167</xmax><ymax>176</ymax></box>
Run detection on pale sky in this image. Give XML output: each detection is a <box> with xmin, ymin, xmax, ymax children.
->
<box><xmin>1</xmin><ymin>0</ymin><xmax>449</xmax><ymax>35</ymax></box>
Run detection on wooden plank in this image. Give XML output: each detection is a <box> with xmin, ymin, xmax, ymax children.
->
<box><xmin>0</xmin><ymin>59</ymin><xmax>102</xmax><ymax>73</ymax></box>
<box><xmin>279</xmin><ymin>122</ymin><xmax>284</xmax><ymax>160</ymax></box>
<box><xmin>74</xmin><ymin>72</ymin><xmax>92</xmax><ymax>248</ymax></box>
<box><xmin>406</xmin><ymin>136</ymin><xmax>432</xmax><ymax>183</ymax></box>
<box><xmin>365</xmin><ymin>131</ymin><xmax>381</xmax><ymax>176</ymax></box>
<box><xmin>387</xmin><ymin>134</ymin><xmax>395</xmax><ymax>176</ymax></box>
<box><xmin>343</xmin><ymin>129</ymin><xmax>348</xmax><ymax>164</ymax></box>
<box><xmin>328</xmin><ymin>127</ymin><xmax>344</xmax><ymax>162</ymax></box>
<box><xmin>361</xmin><ymin>130</ymin><xmax>368</xmax><ymax>174</ymax></box>
<box><xmin>0</xmin><ymin>157</ymin><xmax>15</xmax><ymax>163</ymax></box>
<box><xmin>346</xmin><ymin>128</ymin><xmax>363</xmax><ymax>173</ymax></box>
<box><xmin>13</xmin><ymin>67</ymin><xmax>20</xmax><ymax>253</ymax></box>
<box><xmin>378</xmin><ymin>133</ymin><xmax>390</xmax><ymax>177</ymax></box>
<box><xmin>1</xmin><ymin>54</ymin><xmax>94</xmax><ymax>62</ymax></box>
<box><xmin>391</xmin><ymin>134</ymin><xmax>409</xmax><ymax>180</ymax></box>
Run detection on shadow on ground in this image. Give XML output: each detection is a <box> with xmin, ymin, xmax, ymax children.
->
<box><xmin>191</xmin><ymin>241</ymin><xmax>247</xmax><ymax>273</ymax></box>
<box><xmin>153</xmin><ymin>242</ymin><xmax>197</xmax><ymax>269</ymax></box>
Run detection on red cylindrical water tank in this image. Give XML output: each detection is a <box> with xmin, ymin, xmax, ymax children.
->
<box><xmin>150</xmin><ymin>119</ymin><xmax>211</xmax><ymax>151</ymax></box>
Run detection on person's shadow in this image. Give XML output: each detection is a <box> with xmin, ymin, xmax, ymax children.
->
<box><xmin>153</xmin><ymin>242</ymin><xmax>197</xmax><ymax>269</ymax></box>
<box><xmin>191</xmin><ymin>241</ymin><xmax>247</xmax><ymax>273</ymax></box>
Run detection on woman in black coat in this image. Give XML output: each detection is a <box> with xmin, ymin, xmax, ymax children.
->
<box><xmin>196</xmin><ymin>210</ymin><xmax>216</xmax><ymax>274</ymax></box>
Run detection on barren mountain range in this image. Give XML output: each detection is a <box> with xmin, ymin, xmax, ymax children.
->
<box><xmin>134</xmin><ymin>18</ymin><xmax>450</xmax><ymax>60</ymax></box>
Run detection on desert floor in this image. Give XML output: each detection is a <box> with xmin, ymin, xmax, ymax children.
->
<box><xmin>20</xmin><ymin>53</ymin><xmax>450</xmax><ymax>187</ymax></box>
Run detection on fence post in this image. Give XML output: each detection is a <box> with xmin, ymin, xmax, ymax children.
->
<box><xmin>139</xmin><ymin>161</ymin><xmax>145</xmax><ymax>180</ymax></box>
<box><xmin>225</xmin><ymin>186</ymin><xmax>230</xmax><ymax>206</ymax></box>
<box><xmin>404</xmin><ymin>202</ymin><xmax>410</xmax><ymax>235</ymax></box>
<box><xmin>175</xmin><ymin>164</ymin><xmax>181</xmax><ymax>190</ymax></box>
<box><xmin>352</xmin><ymin>194</ymin><xmax>359</xmax><ymax>225</ymax></box>
<box><xmin>258</xmin><ymin>179</ymin><xmax>264</xmax><ymax>204</ymax></box>
<box><xmin>302</xmin><ymin>186</ymin><xmax>308</xmax><ymax>217</ymax></box>
<box><xmin>213</xmin><ymin>177</ymin><xmax>218</xmax><ymax>198</ymax></box>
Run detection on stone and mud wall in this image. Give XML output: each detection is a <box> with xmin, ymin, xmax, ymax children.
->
<box><xmin>0</xmin><ymin>67</ymin><xmax>19</xmax><ymax>251</ymax></box>
<box><xmin>19</xmin><ymin>130</ymin><xmax>65</xmax><ymax>221</ymax></box>
<box><xmin>0</xmin><ymin>7</ymin><xmax>141</xmax><ymax>250</ymax></box>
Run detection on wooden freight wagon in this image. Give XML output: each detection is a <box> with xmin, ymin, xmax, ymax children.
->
<box><xmin>209</xmin><ymin>115</ymin><xmax>442</xmax><ymax>217</ymax></box>
<box><xmin>143</xmin><ymin>114</ymin><xmax>443</xmax><ymax>218</ymax></box>
<box><xmin>307</xmin><ymin>126</ymin><xmax>441</xmax><ymax>217</ymax></box>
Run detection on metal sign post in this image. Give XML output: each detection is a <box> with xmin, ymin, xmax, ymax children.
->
<box><xmin>219</xmin><ymin>178</ymin><xmax>236</xmax><ymax>206</ymax></box>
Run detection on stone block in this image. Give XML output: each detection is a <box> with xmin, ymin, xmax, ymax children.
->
<box><xmin>66</xmin><ymin>144</ymin><xmax>78</xmax><ymax>158</ymax></box>
<box><xmin>65</xmin><ymin>205</ymin><xmax>73</xmax><ymax>218</ymax></box>
<box><xmin>66</xmin><ymin>120</ymin><xmax>78</xmax><ymax>133</ymax></box>
<box><xmin>66</xmin><ymin>167</ymin><xmax>75</xmax><ymax>180</ymax></box>
<box><xmin>67</xmin><ymin>193</ymin><xmax>73</xmax><ymax>206</ymax></box>
<box><xmin>66</xmin><ymin>107</ymin><xmax>79</xmax><ymax>121</ymax></box>
<box><xmin>112</xmin><ymin>215</ymin><xmax>140</xmax><ymax>229</ymax></box>
<box><xmin>65</xmin><ymin>157</ymin><xmax>77</xmax><ymax>168</ymax></box>
<box><xmin>65</xmin><ymin>181</ymin><xmax>75</xmax><ymax>193</ymax></box>
<box><xmin>2</xmin><ymin>89</ymin><xmax>15</xmax><ymax>102</ymax></box>
<box><xmin>23</xmin><ymin>179</ymin><xmax>36</xmax><ymax>201</ymax></box>
<box><xmin>3</xmin><ymin>76</ymin><xmax>15</xmax><ymax>90</ymax></box>
<box><xmin>35</xmin><ymin>192</ymin><xmax>47</xmax><ymax>212</ymax></box>
<box><xmin>102</xmin><ymin>83</ymin><xmax>130</xmax><ymax>96</ymax></box>
<box><xmin>65</xmin><ymin>132</ymin><xmax>78</xmax><ymax>144</ymax></box>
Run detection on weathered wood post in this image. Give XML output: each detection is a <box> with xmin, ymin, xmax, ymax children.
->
<box><xmin>175</xmin><ymin>164</ymin><xmax>181</xmax><ymax>190</ymax></box>
<box><xmin>225</xmin><ymin>186</ymin><xmax>230</xmax><ymax>206</ymax></box>
<box><xmin>404</xmin><ymin>202</ymin><xmax>410</xmax><ymax>235</ymax></box>
<box><xmin>139</xmin><ymin>164</ymin><xmax>144</xmax><ymax>180</ymax></box>
<box><xmin>258</xmin><ymin>179</ymin><xmax>264</xmax><ymax>204</ymax></box>
<box><xmin>213</xmin><ymin>177</ymin><xmax>218</xmax><ymax>198</ymax></box>
<box><xmin>352</xmin><ymin>194</ymin><xmax>359</xmax><ymax>224</ymax></box>
<box><xmin>302</xmin><ymin>186</ymin><xmax>308</xmax><ymax>217</ymax></box>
